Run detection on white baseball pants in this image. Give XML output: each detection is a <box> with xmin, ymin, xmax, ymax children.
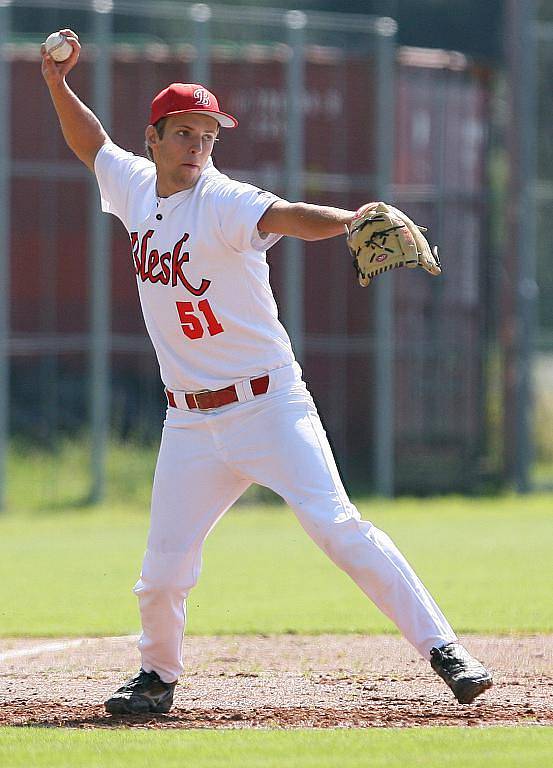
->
<box><xmin>133</xmin><ymin>363</ymin><xmax>457</xmax><ymax>682</ymax></box>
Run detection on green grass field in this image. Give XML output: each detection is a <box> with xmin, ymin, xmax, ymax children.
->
<box><xmin>0</xmin><ymin>493</ymin><xmax>552</xmax><ymax>636</ymax></box>
<box><xmin>2</xmin><ymin>446</ymin><xmax>553</xmax><ymax>765</ymax></box>
<box><xmin>1</xmin><ymin>727</ymin><xmax>552</xmax><ymax>768</ymax></box>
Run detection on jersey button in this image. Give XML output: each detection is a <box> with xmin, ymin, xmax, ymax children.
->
<box><xmin>156</xmin><ymin>213</ymin><xmax>163</xmax><ymax>220</ymax></box>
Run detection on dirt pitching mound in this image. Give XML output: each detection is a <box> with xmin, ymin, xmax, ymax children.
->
<box><xmin>1</xmin><ymin>634</ymin><xmax>552</xmax><ymax>729</ymax></box>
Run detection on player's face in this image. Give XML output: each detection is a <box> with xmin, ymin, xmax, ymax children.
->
<box><xmin>148</xmin><ymin>113</ymin><xmax>219</xmax><ymax>195</ymax></box>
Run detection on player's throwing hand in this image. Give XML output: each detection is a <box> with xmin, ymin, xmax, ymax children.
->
<box><xmin>41</xmin><ymin>29</ymin><xmax>81</xmax><ymax>88</ymax></box>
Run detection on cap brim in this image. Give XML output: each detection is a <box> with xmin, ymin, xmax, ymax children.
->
<box><xmin>163</xmin><ymin>108</ymin><xmax>238</xmax><ymax>128</ymax></box>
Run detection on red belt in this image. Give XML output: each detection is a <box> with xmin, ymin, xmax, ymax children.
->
<box><xmin>166</xmin><ymin>374</ymin><xmax>270</xmax><ymax>411</ymax></box>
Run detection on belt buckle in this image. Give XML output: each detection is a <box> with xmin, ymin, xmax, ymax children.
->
<box><xmin>192</xmin><ymin>389</ymin><xmax>212</xmax><ymax>410</ymax></box>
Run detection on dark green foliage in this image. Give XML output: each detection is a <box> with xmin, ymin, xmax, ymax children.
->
<box><xmin>214</xmin><ymin>0</ymin><xmax>505</xmax><ymax>62</ymax></box>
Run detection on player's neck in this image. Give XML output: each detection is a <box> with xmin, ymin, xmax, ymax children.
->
<box><xmin>155</xmin><ymin>177</ymin><xmax>196</xmax><ymax>198</ymax></box>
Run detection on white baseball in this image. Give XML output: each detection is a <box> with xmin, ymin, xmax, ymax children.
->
<box><xmin>44</xmin><ymin>32</ymin><xmax>73</xmax><ymax>63</ymax></box>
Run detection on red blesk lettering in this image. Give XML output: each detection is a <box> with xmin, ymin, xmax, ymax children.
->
<box><xmin>131</xmin><ymin>231</ymin><xmax>210</xmax><ymax>293</ymax></box>
<box><xmin>130</xmin><ymin>232</ymin><xmax>140</xmax><ymax>274</ymax></box>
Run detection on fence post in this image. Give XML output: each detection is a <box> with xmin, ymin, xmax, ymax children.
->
<box><xmin>283</xmin><ymin>10</ymin><xmax>306</xmax><ymax>361</ymax></box>
<box><xmin>89</xmin><ymin>0</ymin><xmax>113</xmax><ymax>503</ymax></box>
<box><xmin>0</xmin><ymin>0</ymin><xmax>11</xmax><ymax>512</ymax></box>
<box><xmin>190</xmin><ymin>4</ymin><xmax>212</xmax><ymax>85</ymax></box>
<box><xmin>374</xmin><ymin>17</ymin><xmax>397</xmax><ymax>497</ymax></box>
<box><xmin>505</xmin><ymin>0</ymin><xmax>538</xmax><ymax>492</ymax></box>
<box><xmin>515</xmin><ymin>0</ymin><xmax>538</xmax><ymax>493</ymax></box>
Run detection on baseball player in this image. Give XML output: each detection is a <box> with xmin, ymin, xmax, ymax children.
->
<box><xmin>42</xmin><ymin>30</ymin><xmax>492</xmax><ymax>715</ymax></box>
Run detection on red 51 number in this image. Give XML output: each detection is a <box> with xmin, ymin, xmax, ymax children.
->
<box><xmin>176</xmin><ymin>299</ymin><xmax>224</xmax><ymax>340</ymax></box>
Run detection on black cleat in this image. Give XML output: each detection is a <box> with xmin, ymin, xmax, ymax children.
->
<box><xmin>104</xmin><ymin>669</ymin><xmax>177</xmax><ymax>715</ymax></box>
<box><xmin>430</xmin><ymin>643</ymin><xmax>493</xmax><ymax>704</ymax></box>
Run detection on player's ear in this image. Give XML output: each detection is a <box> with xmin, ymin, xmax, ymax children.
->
<box><xmin>145</xmin><ymin>124</ymin><xmax>157</xmax><ymax>152</ymax></box>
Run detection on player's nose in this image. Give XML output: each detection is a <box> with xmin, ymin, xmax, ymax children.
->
<box><xmin>188</xmin><ymin>137</ymin><xmax>203</xmax><ymax>154</ymax></box>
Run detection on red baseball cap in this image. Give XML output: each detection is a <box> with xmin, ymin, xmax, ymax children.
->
<box><xmin>149</xmin><ymin>83</ymin><xmax>238</xmax><ymax>128</ymax></box>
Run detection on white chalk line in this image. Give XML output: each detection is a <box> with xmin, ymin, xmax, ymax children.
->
<box><xmin>0</xmin><ymin>635</ymin><xmax>138</xmax><ymax>663</ymax></box>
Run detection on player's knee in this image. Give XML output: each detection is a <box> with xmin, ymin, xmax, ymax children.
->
<box><xmin>315</xmin><ymin>518</ymin><xmax>393</xmax><ymax>579</ymax></box>
<box><xmin>133</xmin><ymin>579</ymin><xmax>193</xmax><ymax>604</ymax></box>
<box><xmin>135</xmin><ymin>548</ymin><xmax>202</xmax><ymax>594</ymax></box>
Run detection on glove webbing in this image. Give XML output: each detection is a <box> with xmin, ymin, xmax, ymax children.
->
<box><xmin>353</xmin><ymin>259</ymin><xmax>411</xmax><ymax>281</ymax></box>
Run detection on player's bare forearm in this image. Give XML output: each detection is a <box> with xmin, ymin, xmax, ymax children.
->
<box><xmin>258</xmin><ymin>200</ymin><xmax>357</xmax><ymax>241</ymax></box>
<box><xmin>46</xmin><ymin>82</ymin><xmax>109</xmax><ymax>170</ymax></box>
<box><xmin>41</xmin><ymin>29</ymin><xmax>109</xmax><ymax>171</ymax></box>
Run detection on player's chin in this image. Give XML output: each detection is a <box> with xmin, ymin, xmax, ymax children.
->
<box><xmin>177</xmin><ymin>164</ymin><xmax>201</xmax><ymax>188</ymax></box>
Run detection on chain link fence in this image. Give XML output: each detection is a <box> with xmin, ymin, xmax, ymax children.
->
<box><xmin>0</xmin><ymin>0</ymin><xmax>494</xmax><ymax>508</ymax></box>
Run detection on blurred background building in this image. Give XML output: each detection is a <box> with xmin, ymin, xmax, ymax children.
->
<box><xmin>0</xmin><ymin>0</ymin><xmax>549</xmax><ymax>506</ymax></box>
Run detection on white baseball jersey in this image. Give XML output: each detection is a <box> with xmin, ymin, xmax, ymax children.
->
<box><xmin>94</xmin><ymin>142</ymin><xmax>295</xmax><ymax>392</ymax></box>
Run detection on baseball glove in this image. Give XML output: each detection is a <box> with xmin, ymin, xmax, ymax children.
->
<box><xmin>345</xmin><ymin>201</ymin><xmax>441</xmax><ymax>287</ymax></box>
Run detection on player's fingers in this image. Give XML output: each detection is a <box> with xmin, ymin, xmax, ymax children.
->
<box><xmin>57</xmin><ymin>29</ymin><xmax>81</xmax><ymax>56</ymax></box>
<box><xmin>40</xmin><ymin>52</ymin><xmax>60</xmax><ymax>84</ymax></box>
<box><xmin>57</xmin><ymin>46</ymin><xmax>80</xmax><ymax>78</ymax></box>
<box><xmin>41</xmin><ymin>50</ymin><xmax>54</xmax><ymax>68</ymax></box>
<box><xmin>59</xmin><ymin>29</ymin><xmax>80</xmax><ymax>42</ymax></box>
<box><xmin>50</xmin><ymin>33</ymin><xmax>81</xmax><ymax>77</ymax></box>
<box><xmin>63</xmin><ymin>37</ymin><xmax>81</xmax><ymax>54</ymax></box>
